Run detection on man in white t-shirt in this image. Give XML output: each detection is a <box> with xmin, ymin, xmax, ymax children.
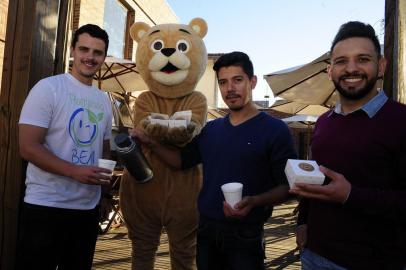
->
<box><xmin>16</xmin><ymin>24</ymin><xmax>113</xmax><ymax>270</ymax></box>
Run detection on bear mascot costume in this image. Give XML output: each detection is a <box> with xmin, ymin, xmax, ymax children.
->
<box><xmin>120</xmin><ymin>18</ymin><xmax>208</xmax><ymax>270</ymax></box>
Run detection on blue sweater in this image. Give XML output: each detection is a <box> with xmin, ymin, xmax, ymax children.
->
<box><xmin>298</xmin><ymin>99</ymin><xmax>406</xmax><ymax>269</ymax></box>
<box><xmin>181</xmin><ymin>112</ymin><xmax>297</xmax><ymax>224</ymax></box>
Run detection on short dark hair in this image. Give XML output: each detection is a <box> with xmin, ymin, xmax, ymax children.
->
<box><xmin>330</xmin><ymin>21</ymin><xmax>381</xmax><ymax>57</ymax></box>
<box><xmin>71</xmin><ymin>24</ymin><xmax>109</xmax><ymax>54</ymax></box>
<box><xmin>213</xmin><ymin>51</ymin><xmax>254</xmax><ymax>79</ymax></box>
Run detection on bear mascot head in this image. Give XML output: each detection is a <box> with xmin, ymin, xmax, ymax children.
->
<box><xmin>131</xmin><ymin>18</ymin><xmax>208</xmax><ymax>98</ymax></box>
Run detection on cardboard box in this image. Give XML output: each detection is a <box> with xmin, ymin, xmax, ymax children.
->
<box><xmin>285</xmin><ymin>159</ymin><xmax>325</xmax><ymax>188</ymax></box>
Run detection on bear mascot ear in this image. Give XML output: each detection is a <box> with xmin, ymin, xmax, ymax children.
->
<box><xmin>130</xmin><ymin>22</ymin><xmax>151</xmax><ymax>43</ymax></box>
<box><xmin>189</xmin><ymin>18</ymin><xmax>208</xmax><ymax>39</ymax></box>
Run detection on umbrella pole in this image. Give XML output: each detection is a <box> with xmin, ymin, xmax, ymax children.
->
<box><xmin>124</xmin><ymin>94</ymin><xmax>134</xmax><ymax>123</ymax></box>
<box><xmin>306</xmin><ymin>124</ymin><xmax>311</xmax><ymax>160</ymax></box>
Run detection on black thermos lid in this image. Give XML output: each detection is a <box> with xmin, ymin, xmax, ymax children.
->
<box><xmin>115</xmin><ymin>133</ymin><xmax>132</xmax><ymax>148</ymax></box>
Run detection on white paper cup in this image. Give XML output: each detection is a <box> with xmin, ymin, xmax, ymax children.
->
<box><xmin>221</xmin><ymin>182</ymin><xmax>243</xmax><ymax>209</ymax></box>
<box><xmin>98</xmin><ymin>159</ymin><xmax>117</xmax><ymax>183</ymax></box>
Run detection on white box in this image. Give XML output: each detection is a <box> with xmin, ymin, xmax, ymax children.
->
<box><xmin>150</xmin><ymin>118</ymin><xmax>170</xmax><ymax>126</ymax></box>
<box><xmin>149</xmin><ymin>112</ymin><xmax>189</xmax><ymax>128</ymax></box>
<box><xmin>284</xmin><ymin>159</ymin><xmax>325</xmax><ymax>188</ymax></box>
<box><xmin>168</xmin><ymin>119</ymin><xmax>187</xmax><ymax>128</ymax></box>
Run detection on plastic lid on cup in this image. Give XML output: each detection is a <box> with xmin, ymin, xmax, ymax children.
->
<box><xmin>115</xmin><ymin>133</ymin><xmax>132</xmax><ymax>148</ymax></box>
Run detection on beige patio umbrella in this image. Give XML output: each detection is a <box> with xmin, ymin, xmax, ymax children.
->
<box><xmin>92</xmin><ymin>56</ymin><xmax>148</xmax><ymax>93</ymax></box>
<box><xmin>270</xmin><ymin>99</ymin><xmax>332</xmax><ymax>116</ymax></box>
<box><xmin>264</xmin><ymin>53</ymin><xmax>339</xmax><ymax>107</ymax></box>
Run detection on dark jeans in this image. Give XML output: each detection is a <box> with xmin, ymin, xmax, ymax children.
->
<box><xmin>301</xmin><ymin>249</ymin><xmax>348</xmax><ymax>270</ymax></box>
<box><xmin>196</xmin><ymin>215</ymin><xmax>265</xmax><ymax>270</ymax></box>
<box><xmin>15</xmin><ymin>202</ymin><xmax>100</xmax><ymax>270</ymax></box>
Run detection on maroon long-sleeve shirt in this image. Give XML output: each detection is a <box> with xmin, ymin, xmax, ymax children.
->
<box><xmin>298</xmin><ymin>99</ymin><xmax>406</xmax><ymax>270</ymax></box>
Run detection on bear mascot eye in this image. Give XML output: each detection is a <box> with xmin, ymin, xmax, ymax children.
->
<box><xmin>177</xmin><ymin>40</ymin><xmax>189</xmax><ymax>53</ymax></box>
<box><xmin>151</xmin><ymin>39</ymin><xmax>164</xmax><ymax>52</ymax></box>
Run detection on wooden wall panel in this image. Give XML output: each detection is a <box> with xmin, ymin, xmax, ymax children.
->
<box><xmin>0</xmin><ymin>0</ymin><xmax>9</xmax><ymax>92</ymax></box>
<box><xmin>384</xmin><ymin>0</ymin><xmax>396</xmax><ymax>99</ymax></box>
<box><xmin>384</xmin><ymin>0</ymin><xmax>406</xmax><ymax>103</ymax></box>
<box><xmin>0</xmin><ymin>1</ymin><xmax>71</xmax><ymax>269</ymax></box>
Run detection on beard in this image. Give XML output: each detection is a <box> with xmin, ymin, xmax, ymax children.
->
<box><xmin>78</xmin><ymin>59</ymin><xmax>100</xmax><ymax>78</ymax></box>
<box><xmin>225</xmin><ymin>92</ymin><xmax>243</xmax><ymax>111</ymax></box>
<box><xmin>228</xmin><ymin>105</ymin><xmax>244</xmax><ymax>111</ymax></box>
<box><xmin>224</xmin><ymin>91</ymin><xmax>252</xmax><ymax>111</ymax></box>
<box><xmin>333</xmin><ymin>71</ymin><xmax>379</xmax><ymax>101</ymax></box>
<box><xmin>79</xmin><ymin>70</ymin><xmax>96</xmax><ymax>78</ymax></box>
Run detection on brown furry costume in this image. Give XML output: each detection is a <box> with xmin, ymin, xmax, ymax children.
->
<box><xmin>120</xmin><ymin>18</ymin><xmax>208</xmax><ymax>270</ymax></box>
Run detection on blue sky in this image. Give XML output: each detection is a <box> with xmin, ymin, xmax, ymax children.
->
<box><xmin>166</xmin><ymin>0</ymin><xmax>385</xmax><ymax>102</ymax></box>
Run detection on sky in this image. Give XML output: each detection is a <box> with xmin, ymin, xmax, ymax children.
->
<box><xmin>166</xmin><ymin>0</ymin><xmax>385</xmax><ymax>102</ymax></box>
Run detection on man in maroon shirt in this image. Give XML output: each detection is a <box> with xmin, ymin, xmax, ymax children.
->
<box><xmin>290</xmin><ymin>21</ymin><xmax>406</xmax><ymax>270</ymax></box>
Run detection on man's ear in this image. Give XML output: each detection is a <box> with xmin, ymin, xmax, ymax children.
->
<box><xmin>327</xmin><ymin>64</ymin><xmax>332</xmax><ymax>81</ymax></box>
<box><xmin>378</xmin><ymin>57</ymin><xmax>387</xmax><ymax>78</ymax></box>
<box><xmin>251</xmin><ymin>75</ymin><xmax>257</xmax><ymax>89</ymax></box>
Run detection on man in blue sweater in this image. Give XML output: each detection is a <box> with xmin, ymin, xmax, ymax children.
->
<box><xmin>134</xmin><ymin>51</ymin><xmax>297</xmax><ymax>270</ymax></box>
<box><xmin>291</xmin><ymin>21</ymin><xmax>406</xmax><ymax>270</ymax></box>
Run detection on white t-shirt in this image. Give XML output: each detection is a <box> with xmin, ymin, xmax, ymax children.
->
<box><xmin>19</xmin><ymin>73</ymin><xmax>112</xmax><ymax>210</ymax></box>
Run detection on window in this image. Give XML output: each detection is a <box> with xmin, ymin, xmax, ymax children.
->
<box><xmin>103</xmin><ymin>0</ymin><xmax>127</xmax><ymax>58</ymax></box>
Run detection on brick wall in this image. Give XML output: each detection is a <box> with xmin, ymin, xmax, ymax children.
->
<box><xmin>78</xmin><ymin>0</ymin><xmax>106</xmax><ymax>27</ymax></box>
<box><xmin>72</xmin><ymin>0</ymin><xmax>81</xmax><ymax>30</ymax></box>
<box><xmin>131</xmin><ymin>0</ymin><xmax>178</xmax><ymax>24</ymax></box>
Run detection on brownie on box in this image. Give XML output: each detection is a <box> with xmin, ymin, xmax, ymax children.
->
<box><xmin>285</xmin><ymin>159</ymin><xmax>325</xmax><ymax>188</ymax></box>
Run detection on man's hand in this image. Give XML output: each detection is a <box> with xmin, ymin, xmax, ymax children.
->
<box><xmin>296</xmin><ymin>224</ymin><xmax>307</xmax><ymax>252</ymax></box>
<box><xmin>69</xmin><ymin>165</ymin><xmax>112</xmax><ymax>186</ymax></box>
<box><xmin>289</xmin><ymin>166</ymin><xmax>351</xmax><ymax>203</ymax></box>
<box><xmin>223</xmin><ymin>196</ymin><xmax>256</xmax><ymax>219</ymax></box>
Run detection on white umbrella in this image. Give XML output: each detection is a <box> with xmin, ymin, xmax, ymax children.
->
<box><xmin>282</xmin><ymin>115</ymin><xmax>318</xmax><ymax>124</ymax></box>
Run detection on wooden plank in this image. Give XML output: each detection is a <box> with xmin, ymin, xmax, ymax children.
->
<box><xmin>0</xmin><ymin>1</ymin><xmax>71</xmax><ymax>269</ymax></box>
<box><xmin>93</xmin><ymin>200</ymin><xmax>301</xmax><ymax>270</ymax></box>
<box><xmin>0</xmin><ymin>1</ymin><xmax>36</xmax><ymax>269</ymax></box>
<box><xmin>397</xmin><ymin>0</ymin><xmax>406</xmax><ymax>103</ymax></box>
<box><xmin>384</xmin><ymin>0</ymin><xmax>406</xmax><ymax>103</ymax></box>
<box><xmin>28</xmin><ymin>0</ymin><xmax>60</xmax><ymax>86</ymax></box>
<box><xmin>54</xmin><ymin>0</ymin><xmax>71</xmax><ymax>75</ymax></box>
<box><xmin>384</xmin><ymin>0</ymin><xmax>396</xmax><ymax>99</ymax></box>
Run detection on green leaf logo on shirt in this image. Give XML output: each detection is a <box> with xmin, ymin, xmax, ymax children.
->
<box><xmin>69</xmin><ymin>108</ymin><xmax>102</xmax><ymax>147</ymax></box>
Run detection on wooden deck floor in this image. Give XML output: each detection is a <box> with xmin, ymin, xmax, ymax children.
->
<box><xmin>93</xmin><ymin>199</ymin><xmax>301</xmax><ymax>269</ymax></box>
